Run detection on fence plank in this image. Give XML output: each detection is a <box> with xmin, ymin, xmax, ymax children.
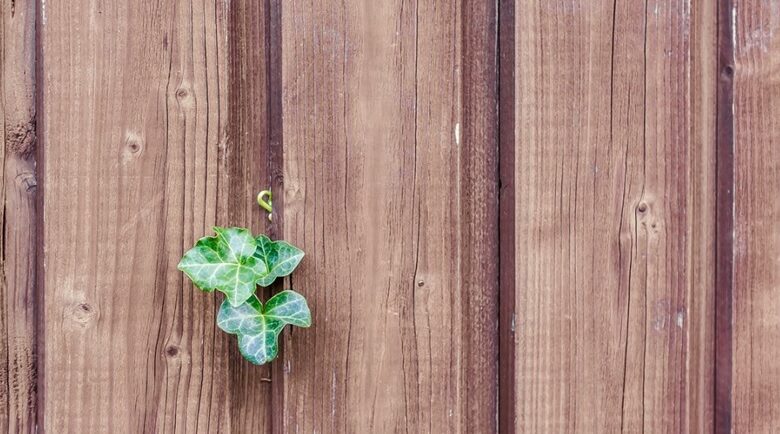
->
<box><xmin>21</xmin><ymin>0</ymin><xmax>773</xmax><ymax>431</ymax></box>
<box><xmin>225</xmin><ymin>0</ymin><xmax>276</xmax><ymax>431</ymax></box>
<box><xmin>690</xmin><ymin>1</ymin><xmax>719</xmax><ymax>432</ymax></box>
<box><xmin>38</xmin><ymin>0</ymin><xmax>251</xmax><ymax>431</ymax></box>
<box><xmin>460</xmin><ymin>1</ymin><xmax>499</xmax><ymax>429</ymax></box>
<box><xmin>715</xmin><ymin>1</ymin><xmax>735</xmax><ymax>432</ymax></box>
<box><xmin>279</xmin><ymin>0</ymin><xmax>498</xmax><ymax>432</ymax></box>
<box><xmin>510</xmin><ymin>1</ymin><xmax>716</xmax><ymax>431</ymax></box>
<box><xmin>732</xmin><ymin>1</ymin><xmax>780</xmax><ymax>432</ymax></box>
<box><xmin>1</xmin><ymin>0</ymin><xmax>38</xmax><ymax>431</ymax></box>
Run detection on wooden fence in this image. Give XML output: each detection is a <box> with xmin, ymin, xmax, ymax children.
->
<box><xmin>1</xmin><ymin>0</ymin><xmax>777</xmax><ymax>432</ymax></box>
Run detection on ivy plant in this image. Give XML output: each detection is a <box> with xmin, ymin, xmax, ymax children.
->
<box><xmin>217</xmin><ymin>291</ymin><xmax>310</xmax><ymax>364</ymax></box>
<box><xmin>178</xmin><ymin>226</ymin><xmax>310</xmax><ymax>365</ymax></box>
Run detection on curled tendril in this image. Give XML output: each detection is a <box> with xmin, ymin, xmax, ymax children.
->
<box><xmin>257</xmin><ymin>190</ymin><xmax>272</xmax><ymax>222</ymax></box>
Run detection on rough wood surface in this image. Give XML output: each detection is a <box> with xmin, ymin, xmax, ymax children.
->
<box><xmin>732</xmin><ymin>1</ymin><xmax>780</xmax><ymax>432</ymax></box>
<box><xmin>510</xmin><ymin>1</ymin><xmax>716</xmax><ymax>431</ymax></box>
<box><xmin>38</xmin><ymin>0</ymin><xmax>241</xmax><ymax>431</ymax></box>
<box><xmin>278</xmin><ymin>0</ymin><xmax>498</xmax><ymax>432</ymax></box>
<box><xmin>4</xmin><ymin>0</ymin><xmax>778</xmax><ymax>431</ymax></box>
<box><xmin>498</xmin><ymin>1</ymin><xmax>516</xmax><ymax>433</ymax></box>
<box><xmin>715</xmin><ymin>0</ymin><xmax>735</xmax><ymax>432</ymax></box>
<box><xmin>690</xmin><ymin>1</ymin><xmax>719</xmax><ymax>432</ymax></box>
<box><xmin>459</xmin><ymin>1</ymin><xmax>499</xmax><ymax>429</ymax></box>
<box><xmin>225</xmin><ymin>0</ymin><xmax>275</xmax><ymax>431</ymax></box>
<box><xmin>1</xmin><ymin>0</ymin><xmax>39</xmax><ymax>431</ymax></box>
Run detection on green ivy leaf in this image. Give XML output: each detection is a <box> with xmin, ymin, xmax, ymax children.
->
<box><xmin>178</xmin><ymin>227</ymin><xmax>267</xmax><ymax>307</ymax></box>
<box><xmin>264</xmin><ymin>289</ymin><xmax>312</xmax><ymax>327</ymax></box>
<box><xmin>254</xmin><ymin>235</ymin><xmax>305</xmax><ymax>287</ymax></box>
<box><xmin>217</xmin><ymin>290</ymin><xmax>311</xmax><ymax>365</ymax></box>
<box><xmin>178</xmin><ymin>227</ymin><xmax>310</xmax><ymax>365</ymax></box>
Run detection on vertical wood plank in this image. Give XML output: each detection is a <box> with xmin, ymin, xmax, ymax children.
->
<box><xmin>498</xmin><ymin>1</ymin><xmax>516</xmax><ymax>431</ymax></box>
<box><xmin>715</xmin><ymin>0</ymin><xmax>735</xmax><ymax>432</ymax></box>
<box><xmin>279</xmin><ymin>0</ymin><xmax>498</xmax><ymax>432</ymax></box>
<box><xmin>225</xmin><ymin>0</ymin><xmax>275</xmax><ymax>430</ymax></box>
<box><xmin>1</xmin><ymin>0</ymin><xmax>38</xmax><ymax>431</ymax></box>
<box><xmin>511</xmin><ymin>1</ymin><xmax>716</xmax><ymax>431</ymax></box>
<box><xmin>460</xmin><ymin>0</ymin><xmax>499</xmax><ymax>430</ymax></box>
<box><xmin>38</xmin><ymin>0</ymin><xmax>259</xmax><ymax>431</ymax></box>
<box><xmin>690</xmin><ymin>0</ymin><xmax>718</xmax><ymax>432</ymax></box>
<box><xmin>732</xmin><ymin>1</ymin><xmax>780</xmax><ymax>432</ymax></box>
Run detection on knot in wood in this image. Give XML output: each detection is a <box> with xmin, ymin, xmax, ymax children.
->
<box><xmin>70</xmin><ymin>302</ymin><xmax>98</xmax><ymax>326</ymax></box>
<box><xmin>165</xmin><ymin>345</ymin><xmax>180</xmax><ymax>358</ymax></box>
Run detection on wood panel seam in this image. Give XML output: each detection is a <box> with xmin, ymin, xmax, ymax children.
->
<box><xmin>715</xmin><ymin>0</ymin><xmax>735</xmax><ymax>431</ymax></box>
<box><xmin>497</xmin><ymin>0</ymin><xmax>515</xmax><ymax>431</ymax></box>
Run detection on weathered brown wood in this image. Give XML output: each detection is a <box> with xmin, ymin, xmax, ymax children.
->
<box><xmin>690</xmin><ymin>1</ymin><xmax>719</xmax><ymax>433</ymax></box>
<box><xmin>1</xmin><ymin>0</ymin><xmax>39</xmax><ymax>431</ymax></box>
<box><xmin>732</xmin><ymin>1</ymin><xmax>780</xmax><ymax>432</ymax></box>
<box><xmin>498</xmin><ymin>0</ymin><xmax>516</xmax><ymax>432</ymax></box>
<box><xmin>279</xmin><ymin>0</ymin><xmax>498</xmax><ymax>431</ymax></box>
<box><xmin>38</xmin><ymin>0</ymin><xmax>245</xmax><ymax>431</ymax></box>
<box><xmin>225</xmin><ymin>0</ymin><xmax>275</xmax><ymax>431</ymax></box>
<box><xmin>510</xmin><ymin>1</ymin><xmax>716</xmax><ymax>431</ymax></box>
<box><xmin>262</xmin><ymin>2</ymin><xmax>289</xmax><ymax>432</ymax></box>
<box><xmin>715</xmin><ymin>0</ymin><xmax>735</xmax><ymax>432</ymax></box>
<box><xmin>10</xmin><ymin>0</ymin><xmax>774</xmax><ymax>431</ymax></box>
<box><xmin>460</xmin><ymin>1</ymin><xmax>499</xmax><ymax>430</ymax></box>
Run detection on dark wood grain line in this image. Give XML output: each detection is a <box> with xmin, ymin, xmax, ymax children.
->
<box><xmin>226</xmin><ymin>0</ymin><xmax>274</xmax><ymax>430</ymax></box>
<box><xmin>498</xmin><ymin>0</ymin><xmax>515</xmax><ymax>431</ymax></box>
<box><xmin>714</xmin><ymin>0</ymin><xmax>734</xmax><ymax>432</ymax></box>
<box><xmin>267</xmin><ymin>0</ymin><xmax>284</xmax><ymax>237</ymax></box>
<box><xmin>34</xmin><ymin>0</ymin><xmax>45</xmax><ymax>428</ymax></box>
<box><xmin>461</xmin><ymin>0</ymin><xmax>499</xmax><ymax>430</ymax></box>
<box><xmin>266</xmin><ymin>1</ymin><xmax>287</xmax><ymax>433</ymax></box>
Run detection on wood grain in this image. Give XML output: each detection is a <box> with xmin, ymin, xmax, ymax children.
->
<box><xmin>498</xmin><ymin>1</ymin><xmax>516</xmax><ymax>432</ymax></box>
<box><xmin>1</xmin><ymin>0</ymin><xmax>39</xmax><ymax>431</ymax></box>
<box><xmin>6</xmin><ymin>0</ymin><xmax>774</xmax><ymax>431</ymax></box>
<box><xmin>225</xmin><ymin>0</ymin><xmax>275</xmax><ymax>431</ymax></box>
<box><xmin>38</xmin><ymin>0</ymin><xmax>240</xmax><ymax>431</ymax></box>
<box><xmin>690</xmin><ymin>0</ymin><xmax>719</xmax><ymax>432</ymax></box>
<box><xmin>715</xmin><ymin>0</ymin><xmax>735</xmax><ymax>432</ymax></box>
<box><xmin>732</xmin><ymin>1</ymin><xmax>780</xmax><ymax>432</ymax></box>
<box><xmin>279</xmin><ymin>0</ymin><xmax>498</xmax><ymax>432</ymax></box>
<box><xmin>460</xmin><ymin>0</ymin><xmax>499</xmax><ymax>429</ymax></box>
<box><xmin>511</xmin><ymin>1</ymin><xmax>716</xmax><ymax>431</ymax></box>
